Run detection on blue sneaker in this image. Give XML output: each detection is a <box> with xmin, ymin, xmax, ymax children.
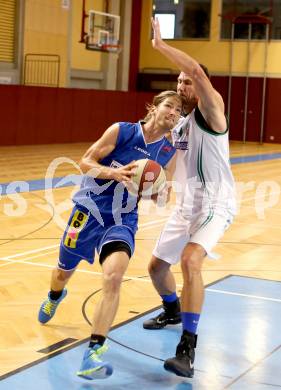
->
<box><xmin>77</xmin><ymin>344</ymin><xmax>113</xmax><ymax>380</ymax></box>
<box><xmin>38</xmin><ymin>289</ymin><xmax>67</xmax><ymax>324</ymax></box>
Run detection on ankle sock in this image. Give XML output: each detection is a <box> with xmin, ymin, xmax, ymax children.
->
<box><xmin>181</xmin><ymin>312</ymin><xmax>200</xmax><ymax>334</ymax></box>
<box><xmin>49</xmin><ymin>290</ymin><xmax>63</xmax><ymax>301</ymax></box>
<box><xmin>161</xmin><ymin>293</ymin><xmax>180</xmax><ymax>316</ymax></box>
<box><xmin>89</xmin><ymin>334</ymin><xmax>106</xmax><ymax>348</ymax></box>
<box><xmin>160</xmin><ymin>292</ymin><xmax>178</xmax><ymax>303</ymax></box>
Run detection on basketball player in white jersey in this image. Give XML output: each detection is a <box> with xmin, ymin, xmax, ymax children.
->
<box><xmin>143</xmin><ymin>18</ymin><xmax>236</xmax><ymax>378</ymax></box>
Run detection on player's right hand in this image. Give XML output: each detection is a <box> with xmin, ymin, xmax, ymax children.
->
<box><xmin>111</xmin><ymin>161</ymin><xmax>138</xmax><ymax>183</ymax></box>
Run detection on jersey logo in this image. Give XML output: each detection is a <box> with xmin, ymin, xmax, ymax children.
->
<box><xmin>162</xmin><ymin>145</ymin><xmax>172</xmax><ymax>152</ymax></box>
<box><xmin>64</xmin><ymin>210</ymin><xmax>88</xmax><ymax>248</ymax></box>
<box><xmin>134</xmin><ymin>146</ymin><xmax>151</xmax><ymax>156</ymax></box>
<box><xmin>110</xmin><ymin>160</ymin><xmax>123</xmax><ymax>169</ymax></box>
<box><xmin>175</xmin><ymin>141</ymin><xmax>189</xmax><ymax>150</ymax></box>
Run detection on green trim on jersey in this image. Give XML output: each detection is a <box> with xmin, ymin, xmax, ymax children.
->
<box><xmin>194</xmin><ymin>107</ymin><xmax>228</xmax><ymax>136</ymax></box>
<box><xmin>197</xmin><ymin>137</ymin><xmax>205</xmax><ymax>187</ymax></box>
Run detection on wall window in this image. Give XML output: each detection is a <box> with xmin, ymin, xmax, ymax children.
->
<box><xmin>221</xmin><ymin>1</ymin><xmax>281</xmax><ymax>40</ymax></box>
<box><xmin>154</xmin><ymin>13</ymin><xmax>176</xmax><ymax>38</ymax></box>
<box><xmin>0</xmin><ymin>0</ymin><xmax>16</xmax><ymax>63</ymax></box>
<box><xmin>152</xmin><ymin>0</ymin><xmax>211</xmax><ymax>39</ymax></box>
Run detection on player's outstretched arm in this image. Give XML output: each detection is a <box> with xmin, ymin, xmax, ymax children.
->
<box><xmin>151</xmin><ymin>17</ymin><xmax>226</xmax><ymax>132</ymax></box>
<box><xmin>151</xmin><ymin>17</ymin><xmax>199</xmax><ymax>83</ymax></box>
<box><xmin>79</xmin><ymin>123</ymin><xmax>137</xmax><ymax>182</ymax></box>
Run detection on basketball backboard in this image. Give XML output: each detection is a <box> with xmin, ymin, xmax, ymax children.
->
<box><xmin>86</xmin><ymin>10</ymin><xmax>121</xmax><ymax>53</ymax></box>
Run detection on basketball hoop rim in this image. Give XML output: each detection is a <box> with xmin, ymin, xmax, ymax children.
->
<box><xmin>85</xmin><ymin>36</ymin><xmax>122</xmax><ymax>53</ymax></box>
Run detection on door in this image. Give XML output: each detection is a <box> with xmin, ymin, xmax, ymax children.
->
<box><xmin>229</xmin><ymin>76</ymin><xmax>264</xmax><ymax>142</ymax></box>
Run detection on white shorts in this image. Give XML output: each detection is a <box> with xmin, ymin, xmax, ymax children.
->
<box><xmin>152</xmin><ymin>209</ymin><xmax>233</xmax><ymax>265</ymax></box>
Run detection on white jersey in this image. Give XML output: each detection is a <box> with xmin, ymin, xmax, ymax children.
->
<box><xmin>172</xmin><ymin>107</ymin><xmax>236</xmax><ymax>217</ymax></box>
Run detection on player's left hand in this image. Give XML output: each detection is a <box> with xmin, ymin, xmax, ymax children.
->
<box><xmin>151</xmin><ymin>17</ymin><xmax>163</xmax><ymax>49</ymax></box>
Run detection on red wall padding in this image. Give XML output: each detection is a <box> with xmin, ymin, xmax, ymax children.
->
<box><xmin>211</xmin><ymin>76</ymin><xmax>280</xmax><ymax>143</ymax></box>
<box><xmin>264</xmin><ymin>78</ymin><xmax>281</xmax><ymax>143</ymax></box>
<box><xmin>0</xmin><ymin>86</ymin><xmax>154</xmax><ymax>146</ymax></box>
<box><xmin>0</xmin><ymin>85</ymin><xmax>18</xmax><ymax>145</ymax></box>
<box><xmin>1</xmin><ymin>80</ymin><xmax>280</xmax><ymax>145</ymax></box>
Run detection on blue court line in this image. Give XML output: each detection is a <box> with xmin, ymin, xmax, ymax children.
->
<box><xmin>0</xmin><ymin>275</ymin><xmax>280</xmax><ymax>390</ymax></box>
<box><xmin>0</xmin><ymin>174</ymin><xmax>82</xmax><ymax>195</ymax></box>
<box><xmin>230</xmin><ymin>152</ymin><xmax>281</xmax><ymax>164</ymax></box>
<box><xmin>1</xmin><ymin>152</ymin><xmax>281</xmax><ymax>195</ymax></box>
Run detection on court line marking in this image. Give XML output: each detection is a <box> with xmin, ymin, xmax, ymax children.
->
<box><xmin>0</xmin><ymin>218</ymin><xmax>169</xmax><ymax>261</ymax></box>
<box><xmin>1</xmin><ymin>244</ymin><xmax>59</xmax><ymax>260</ymax></box>
<box><xmin>2</xmin><ymin>214</ymin><xmax>281</xmax><ymax>267</ymax></box>
<box><xmin>1</xmin><ymin>189</ymin><xmax>280</xmax><ymax>306</ymax></box>
<box><xmin>1</xmin><ymin>184</ymin><xmax>281</xmax><ymax>261</ymax></box>
<box><xmin>0</xmin><ymin>249</ymin><xmax>59</xmax><ymax>267</ymax></box>
<box><xmin>223</xmin><ymin>344</ymin><xmax>281</xmax><ymax>389</ymax></box>
<box><xmin>205</xmin><ymin>288</ymin><xmax>281</xmax><ymax>303</ymax></box>
<box><xmin>0</xmin><ymin>217</ymin><xmax>169</xmax><ymax>265</ymax></box>
<box><xmin>0</xmin><ymin>252</ymin><xmax>281</xmax><ymax>304</ymax></box>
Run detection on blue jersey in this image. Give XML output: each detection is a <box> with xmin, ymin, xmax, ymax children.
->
<box><xmin>59</xmin><ymin>121</ymin><xmax>176</xmax><ymax>270</ymax></box>
<box><xmin>73</xmin><ymin>121</ymin><xmax>176</xmax><ymax>231</ymax></box>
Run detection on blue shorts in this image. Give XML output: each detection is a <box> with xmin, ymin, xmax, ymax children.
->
<box><xmin>58</xmin><ymin>205</ymin><xmax>136</xmax><ymax>270</ymax></box>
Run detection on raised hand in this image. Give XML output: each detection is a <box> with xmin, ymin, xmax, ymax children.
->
<box><xmin>151</xmin><ymin>17</ymin><xmax>163</xmax><ymax>49</ymax></box>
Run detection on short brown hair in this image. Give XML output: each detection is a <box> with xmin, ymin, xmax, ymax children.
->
<box><xmin>144</xmin><ymin>90</ymin><xmax>183</xmax><ymax>122</ymax></box>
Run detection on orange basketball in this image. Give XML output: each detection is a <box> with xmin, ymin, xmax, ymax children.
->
<box><xmin>127</xmin><ymin>159</ymin><xmax>166</xmax><ymax>197</ymax></box>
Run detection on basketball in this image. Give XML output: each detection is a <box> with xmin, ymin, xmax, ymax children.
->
<box><xmin>127</xmin><ymin>159</ymin><xmax>166</xmax><ymax>197</ymax></box>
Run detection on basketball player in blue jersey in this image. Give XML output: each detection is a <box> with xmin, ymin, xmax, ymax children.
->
<box><xmin>37</xmin><ymin>90</ymin><xmax>182</xmax><ymax>380</ymax></box>
<box><xmin>142</xmin><ymin>18</ymin><xmax>236</xmax><ymax>378</ymax></box>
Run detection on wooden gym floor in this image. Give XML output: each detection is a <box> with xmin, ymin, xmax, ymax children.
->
<box><xmin>0</xmin><ymin>141</ymin><xmax>281</xmax><ymax>388</ymax></box>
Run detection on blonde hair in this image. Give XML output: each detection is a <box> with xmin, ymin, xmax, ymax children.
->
<box><xmin>144</xmin><ymin>90</ymin><xmax>183</xmax><ymax>122</ymax></box>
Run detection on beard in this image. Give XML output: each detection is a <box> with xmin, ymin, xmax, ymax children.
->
<box><xmin>179</xmin><ymin>93</ymin><xmax>198</xmax><ymax>115</ymax></box>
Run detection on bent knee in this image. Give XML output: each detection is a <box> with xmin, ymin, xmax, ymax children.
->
<box><xmin>181</xmin><ymin>253</ymin><xmax>204</xmax><ymax>274</ymax></box>
<box><xmin>148</xmin><ymin>257</ymin><xmax>169</xmax><ymax>276</ymax></box>
<box><xmin>103</xmin><ymin>271</ymin><xmax>123</xmax><ymax>292</ymax></box>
